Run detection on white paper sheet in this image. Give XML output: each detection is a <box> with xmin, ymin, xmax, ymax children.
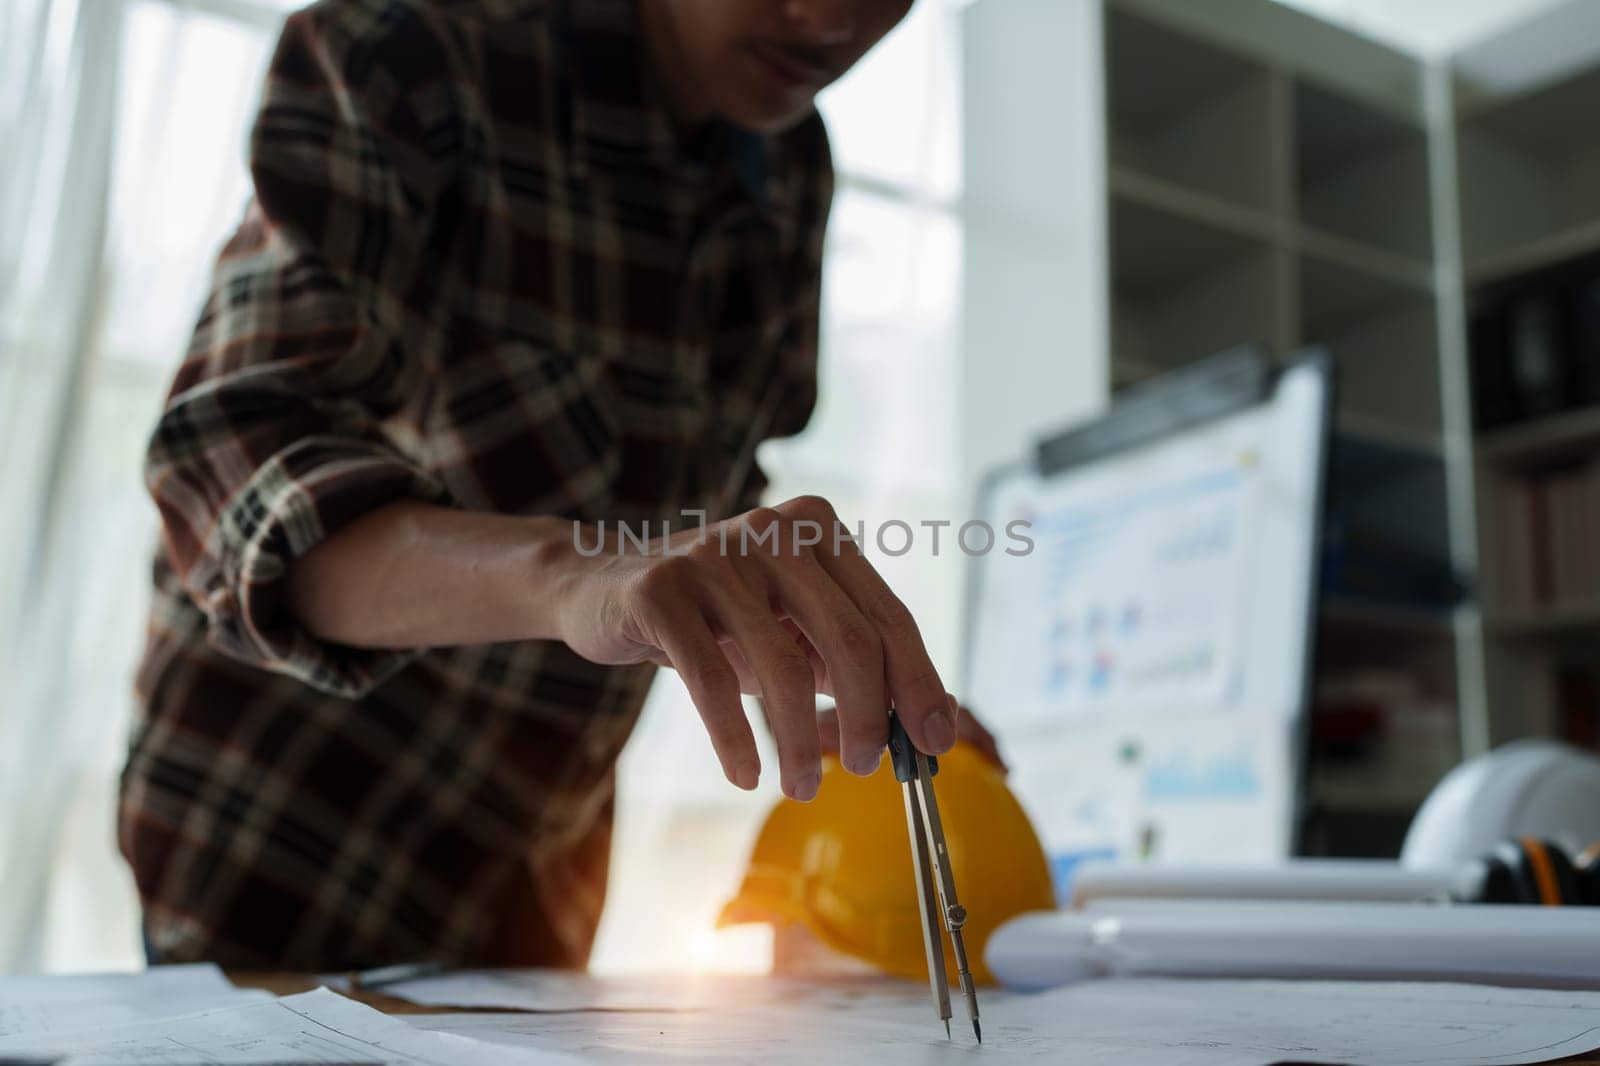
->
<box><xmin>1020</xmin><ymin>979</ymin><xmax>1600</xmax><ymax>1066</ymax></box>
<box><xmin>0</xmin><ymin>987</ymin><xmax>581</xmax><ymax>1065</ymax></box>
<box><xmin>0</xmin><ymin>964</ymin><xmax>270</xmax><ymax>1040</ymax></box>
<box><xmin>369</xmin><ymin>970</ymin><xmax>705</xmax><ymax>1012</ymax></box>
<box><xmin>411</xmin><ymin>977</ymin><xmax>1600</xmax><ymax>1066</ymax></box>
<box><xmin>373</xmin><ymin>970</ymin><xmax>923</xmax><ymax>1014</ymax></box>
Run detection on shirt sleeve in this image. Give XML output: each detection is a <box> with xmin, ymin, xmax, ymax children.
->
<box><xmin>732</xmin><ymin>117</ymin><xmax>833</xmax><ymax>516</ymax></box>
<box><xmin>145</xmin><ymin>3</ymin><xmax>462</xmax><ymax>698</ymax></box>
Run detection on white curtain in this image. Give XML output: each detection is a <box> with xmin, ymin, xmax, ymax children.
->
<box><xmin>0</xmin><ymin>0</ymin><xmax>285</xmax><ymax>973</ymax></box>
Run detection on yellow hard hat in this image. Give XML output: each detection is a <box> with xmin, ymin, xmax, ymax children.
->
<box><xmin>717</xmin><ymin>742</ymin><xmax>1054</xmax><ymax>985</ymax></box>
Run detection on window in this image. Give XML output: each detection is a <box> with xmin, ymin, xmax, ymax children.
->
<box><xmin>0</xmin><ymin>0</ymin><xmax>285</xmax><ymax>972</ymax></box>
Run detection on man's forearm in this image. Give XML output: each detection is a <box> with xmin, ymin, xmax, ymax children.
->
<box><xmin>285</xmin><ymin>500</ymin><xmax>586</xmax><ymax>649</ymax></box>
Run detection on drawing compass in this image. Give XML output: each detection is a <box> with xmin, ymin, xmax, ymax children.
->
<box><xmin>888</xmin><ymin>710</ymin><xmax>982</xmax><ymax>1043</ymax></box>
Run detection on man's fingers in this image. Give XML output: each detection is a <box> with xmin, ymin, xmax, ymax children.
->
<box><xmin>816</xmin><ymin>705</ymin><xmax>843</xmax><ymax>755</ymax></box>
<box><xmin>768</xmin><ymin>552</ymin><xmax>888</xmax><ymax>777</ymax></box>
<box><xmin>647</xmin><ymin>600</ymin><xmax>761</xmax><ymax>790</ymax></box>
<box><xmin>626</xmin><ymin>498</ymin><xmax>966</xmax><ymax>800</ymax></box>
<box><xmin>778</xmin><ymin>618</ymin><xmax>831</xmax><ymax>695</ymax></box>
<box><xmin>714</xmin><ymin>638</ymin><xmax>765</xmax><ymax>695</ymax></box>
<box><xmin>719</xmin><ymin>626</ymin><xmax>828</xmax><ymax>703</ymax></box>
<box><xmin>704</xmin><ymin>581</ymin><xmax>824</xmax><ymax>802</ymax></box>
<box><xmin>814</xmin><ymin>534</ymin><xmax>953</xmax><ymax>757</ymax></box>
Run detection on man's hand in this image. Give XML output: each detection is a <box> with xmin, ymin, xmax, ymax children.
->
<box><xmin>556</xmin><ymin>496</ymin><xmax>956</xmax><ymax>800</ymax></box>
<box><xmin>283</xmin><ymin>496</ymin><xmax>968</xmax><ymax>802</ymax></box>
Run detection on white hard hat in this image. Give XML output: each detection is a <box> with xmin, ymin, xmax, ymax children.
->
<box><xmin>1401</xmin><ymin>739</ymin><xmax>1600</xmax><ymax>868</ymax></box>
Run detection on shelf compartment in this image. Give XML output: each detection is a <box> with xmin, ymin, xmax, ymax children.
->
<box><xmin>1111</xmin><ymin>166</ymin><xmax>1276</xmax><ymax>243</ymax></box>
<box><xmin>1301</xmin><ymin>248</ymin><xmax>1429</xmax><ymax>336</ymax></box>
<box><xmin>1321</xmin><ymin>597</ymin><xmax>1457</xmax><ymax>639</ymax></box>
<box><xmin>1477</xmin><ymin>456</ymin><xmax>1600</xmax><ymax>621</ymax></box>
<box><xmin>1334</xmin><ymin>411</ymin><xmax>1447</xmax><ymax>456</ymax></box>
<box><xmin>1112</xmin><ymin>191</ymin><xmax>1276</xmax><ymax>373</ymax></box>
<box><xmin>1107</xmin><ymin>7</ymin><xmax>1274</xmax><ymax>214</ymax></box>
<box><xmin>1305</xmin><ymin>764</ymin><xmax>1450</xmax><ymax>817</ymax></box>
<box><xmin>1467</xmin><ymin>218</ymin><xmax>1600</xmax><ymax>286</ymax></box>
<box><xmin>1294</xmin><ymin>78</ymin><xmax>1433</xmax><ymax>263</ymax></box>
<box><xmin>1458</xmin><ymin>64</ymin><xmax>1600</xmax><ymax>272</ymax></box>
<box><xmin>1299</xmin><ymin>249</ymin><xmax>1441</xmax><ymax>440</ymax></box>
<box><xmin>1485</xmin><ymin>604</ymin><xmax>1600</xmax><ymax>637</ymax></box>
<box><xmin>1296</xmin><ymin>225</ymin><xmax>1432</xmax><ymax>292</ymax></box>
<box><xmin>1321</xmin><ymin>429</ymin><xmax>1462</xmax><ymax>625</ymax></box>
<box><xmin>1305</xmin><ymin>663</ymin><xmax>1460</xmax><ymax>824</ymax></box>
<box><xmin>1478</xmin><ymin>404</ymin><xmax>1600</xmax><ymax>468</ymax></box>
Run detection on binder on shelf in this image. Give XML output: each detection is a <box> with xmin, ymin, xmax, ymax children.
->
<box><xmin>1508</xmin><ymin>291</ymin><xmax>1572</xmax><ymax>421</ymax></box>
<box><xmin>1491</xmin><ymin>456</ymin><xmax>1600</xmax><ymax>615</ymax></box>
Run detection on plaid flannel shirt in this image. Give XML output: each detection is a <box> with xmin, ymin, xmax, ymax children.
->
<box><xmin>121</xmin><ymin>0</ymin><xmax>829</xmax><ymax>969</ymax></box>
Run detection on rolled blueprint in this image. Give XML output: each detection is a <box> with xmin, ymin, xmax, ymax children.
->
<box><xmin>1068</xmin><ymin>860</ymin><xmax>1456</xmax><ymax>908</ymax></box>
<box><xmin>986</xmin><ymin>899</ymin><xmax>1600</xmax><ymax>990</ymax></box>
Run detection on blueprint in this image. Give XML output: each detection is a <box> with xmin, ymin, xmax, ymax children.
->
<box><xmin>0</xmin><ymin>964</ymin><xmax>269</xmax><ymax>1040</ymax></box>
<box><xmin>0</xmin><ymin>987</ymin><xmax>577</xmax><ymax>1065</ymax></box>
<box><xmin>410</xmin><ymin>976</ymin><xmax>1600</xmax><ymax>1066</ymax></box>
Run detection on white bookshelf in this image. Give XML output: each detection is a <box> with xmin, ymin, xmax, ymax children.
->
<box><xmin>962</xmin><ymin>0</ymin><xmax>1499</xmax><ymax>856</ymax></box>
<box><xmin>962</xmin><ymin>0</ymin><xmax>1600</xmax><ymax>855</ymax></box>
<box><xmin>1098</xmin><ymin>3</ymin><xmax>1456</xmax><ymax>462</ymax></box>
<box><xmin>1101</xmin><ymin>4</ymin><xmax>1480</xmax><ymax>845</ymax></box>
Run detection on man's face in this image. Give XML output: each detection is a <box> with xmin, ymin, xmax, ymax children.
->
<box><xmin>653</xmin><ymin>0</ymin><xmax>915</xmax><ymax>133</ymax></box>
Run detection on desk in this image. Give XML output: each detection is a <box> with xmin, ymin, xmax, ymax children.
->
<box><xmin>230</xmin><ymin>971</ymin><xmax>1600</xmax><ymax>1065</ymax></box>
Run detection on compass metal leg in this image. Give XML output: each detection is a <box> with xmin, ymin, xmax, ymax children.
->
<box><xmin>901</xmin><ymin>777</ymin><xmax>951</xmax><ymax>1031</ymax></box>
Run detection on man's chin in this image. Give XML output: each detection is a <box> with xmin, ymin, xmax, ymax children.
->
<box><xmin>718</xmin><ymin>91</ymin><xmax>817</xmax><ymax>135</ymax></box>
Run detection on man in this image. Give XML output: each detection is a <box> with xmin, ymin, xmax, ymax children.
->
<box><xmin>124</xmin><ymin>0</ymin><xmax>993</xmax><ymax>970</ymax></box>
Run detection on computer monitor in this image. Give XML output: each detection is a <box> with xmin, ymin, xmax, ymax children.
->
<box><xmin>963</xmin><ymin>348</ymin><xmax>1330</xmax><ymax>898</ymax></box>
